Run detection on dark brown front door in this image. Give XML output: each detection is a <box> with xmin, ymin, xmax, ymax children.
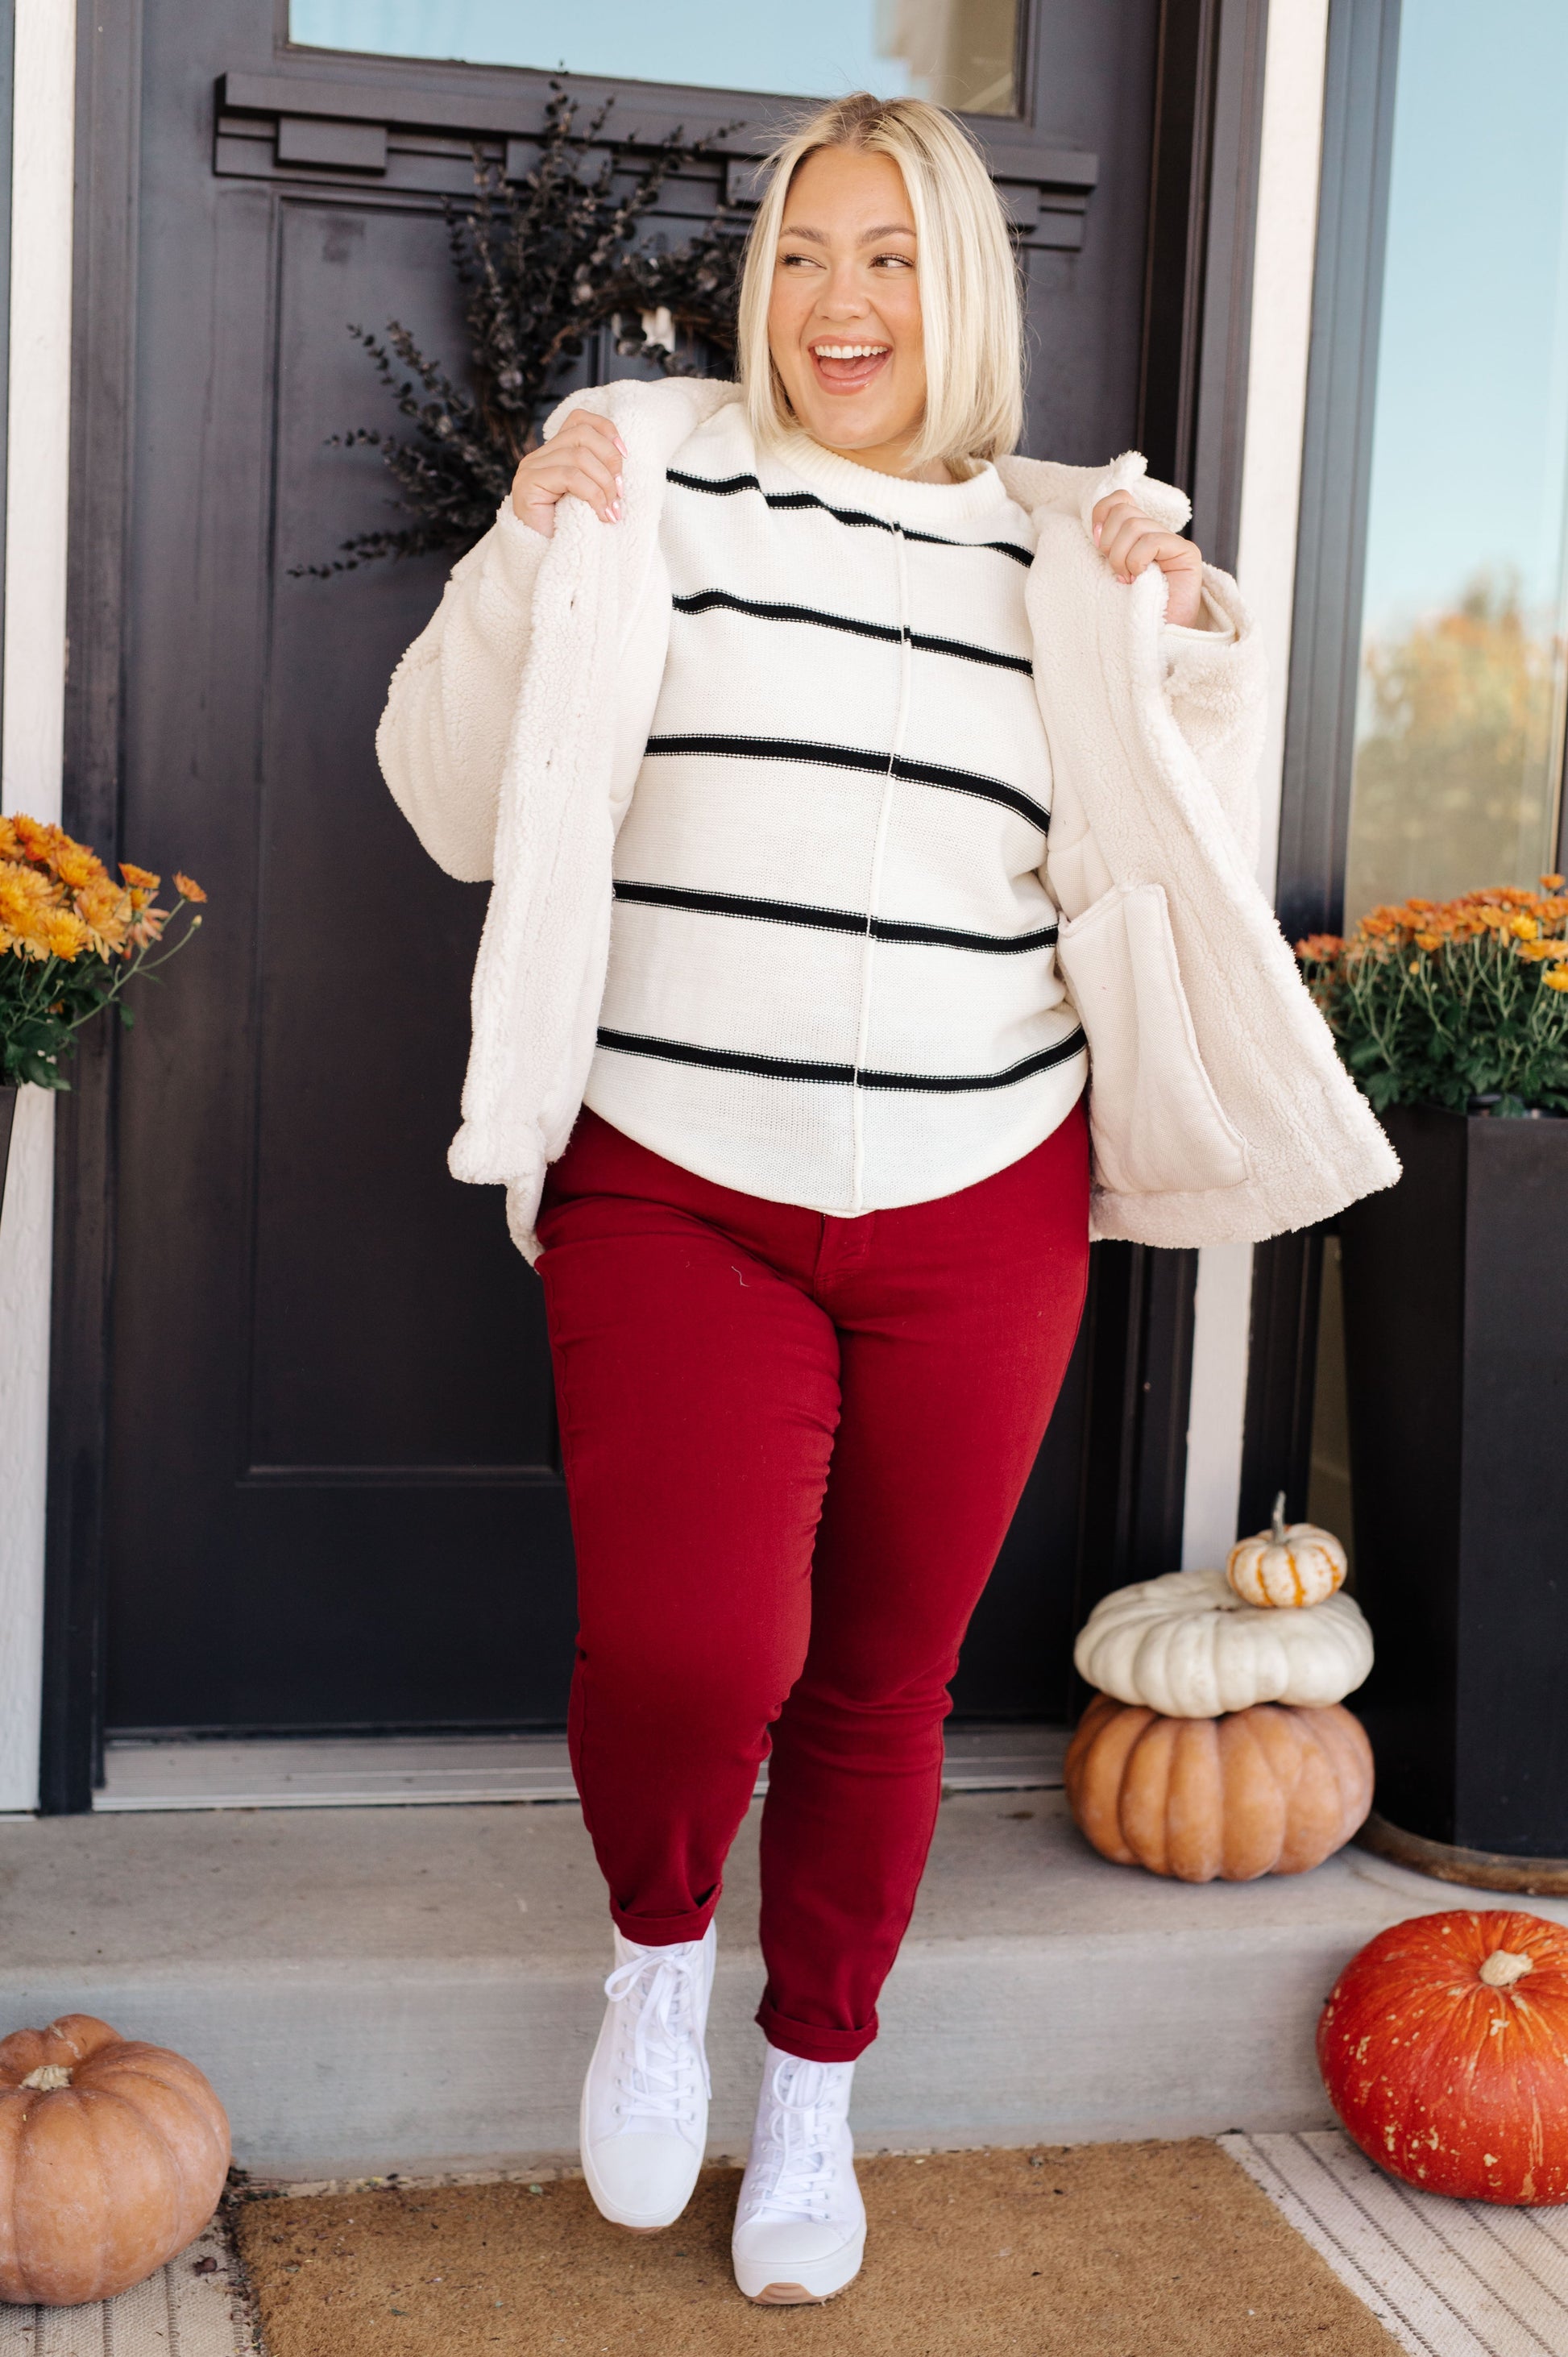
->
<box><xmin>56</xmin><ymin>0</ymin><xmax>1238</xmax><ymax>1771</ymax></box>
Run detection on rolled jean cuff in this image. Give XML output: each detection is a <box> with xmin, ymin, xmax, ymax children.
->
<box><xmin>756</xmin><ymin>1994</ymin><xmax>878</xmax><ymax>2064</ymax></box>
<box><xmin>609</xmin><ymin>1894</ymin><xmax>720</xmax><ymax>1948</ymax></box>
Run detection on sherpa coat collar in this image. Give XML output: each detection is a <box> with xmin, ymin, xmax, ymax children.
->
<box><xmin>380</xmin><ymin>376</ymin><xmax>1396</xmax><ymax>1255</ymax></box>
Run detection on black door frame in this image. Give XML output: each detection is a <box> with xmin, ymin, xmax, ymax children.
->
<box><xmin>44</xmin><ymin>0</ymin><xmax>1271</xmax><ymax>1810</ymax></box>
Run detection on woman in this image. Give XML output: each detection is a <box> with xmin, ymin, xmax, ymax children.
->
<box><xmin>379</xmin><ymin>94</ymin><xmax>1393</xmax><ymax>2305</ymax></box>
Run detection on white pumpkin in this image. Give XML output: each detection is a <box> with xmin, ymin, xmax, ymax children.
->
<box><xmin>1227</xmin><ymin>1491</ymin><xmax>1347</xmax><ymax>1608</ymax></box>
<box><xmin>1072</xmin><ymin>1567</ymin><xmax>1373</xmax><ymax>1718</ymax></box>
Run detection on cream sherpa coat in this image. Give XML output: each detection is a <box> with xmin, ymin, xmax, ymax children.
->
<box><xmin>378</xmin><ymin>377</ymin><xmax>1397</xmax><ymax>1259</ymax></box>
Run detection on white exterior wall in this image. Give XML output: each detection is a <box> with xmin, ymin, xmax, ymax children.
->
<box><xmin>1180</xmin><ymin>0</ymin><xmax>1332</xmax><ymax>1571</ymax></box>
<box><xmin>0</xmin><ymin>0</ymin><xmax>78</xmax><ymax>1811</ymax></box>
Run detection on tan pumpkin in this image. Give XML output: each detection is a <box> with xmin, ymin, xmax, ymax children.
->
<box><xmin>1226</xmin><ymin>1490</ymin><xmax>1347</xmax><ymax>1608</ymax></box>
<box><xmin>1064</xmin><ymin>1691</ymin><xmax>1374</xmax><ymax>1882</ymax></box>
<box><xmin>0</xmin><ymin>2014</ymin><xmax>230</xmax><ymax>2304</ymax></box>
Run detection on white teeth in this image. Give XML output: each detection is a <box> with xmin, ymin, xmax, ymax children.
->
<box><xmin>814</xmin><ymin>345</ymin><xmax>888</xmax><ymax>359</ymax></box>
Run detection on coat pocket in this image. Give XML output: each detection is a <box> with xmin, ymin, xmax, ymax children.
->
<box><xmin>1056</xmin><ymin>881</ymin><xmax>1251</xmax><ymax>1195</ymax></box>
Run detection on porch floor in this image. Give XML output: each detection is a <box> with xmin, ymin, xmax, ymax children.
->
<box><xmin>5</xmin><ymin>1784</ymin><xmax>1558</xmax><ymax>2182</ymax></box>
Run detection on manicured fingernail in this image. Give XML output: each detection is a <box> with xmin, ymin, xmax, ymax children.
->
<box><xmin>1093</xmin><ymin>523</ymin><xmax>1101</xmax><ymax>541</ymax></box>
<box><xmin>616</xmin><ymin>475</ymin><xmax>623</xmax><ymax>493</ymax></box>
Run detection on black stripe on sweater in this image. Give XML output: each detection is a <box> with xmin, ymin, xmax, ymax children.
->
<box><xmin>594</xmin><ymin>1025</ymin><xmax>1087</xmax><ymax>1093</ymax></box>
<box><xmin>670</xmin><ymin>588</ymin><xmax>1034</xmax><ymax>676</ymax></box>
<box><xmin>665</xmin><ymin>469</ymin><xmax>1034</xmax><ymax>566</ymax></box>
<box><xmin>641</xmin><ymin>733</ymin><xmax>1051</xmax><ymax>837</ymax></box>
<box><xmin>612</xmin><ymin>878</ymin><xmax>1057</xmax><ymax>954</ymax></box>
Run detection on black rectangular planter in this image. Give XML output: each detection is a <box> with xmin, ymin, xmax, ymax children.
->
<box><xmin>1339</xmin><ymin>1101</ymin><xmax>1568</xmax><ymax>1864</ymax></box>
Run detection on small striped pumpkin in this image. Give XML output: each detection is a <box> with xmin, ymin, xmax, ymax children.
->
<box><xmin>1226</xmin><ymin>1492</ymin><xmax>1347</xmax><ymax>1608</ymax></box>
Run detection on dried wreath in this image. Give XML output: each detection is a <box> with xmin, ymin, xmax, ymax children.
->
<box><xmin>298</xmin><ymin>85</ymin><xmax>745</xmax><ymax>575</ymax></box>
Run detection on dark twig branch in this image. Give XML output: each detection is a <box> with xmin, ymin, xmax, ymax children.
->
<box><xmin>296</xmin><ymin>85</ymin><xmax>745</xmax><ymax>576</ymax></box>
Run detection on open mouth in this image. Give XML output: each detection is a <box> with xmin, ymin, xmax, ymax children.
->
<box><xmin>809</xmin><ymin>342</ymin><xmax>891</xmax><ymax>392</ymax></box>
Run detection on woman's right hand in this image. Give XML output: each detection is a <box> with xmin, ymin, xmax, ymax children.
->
<box><xmin>510</xmin><ymin>412</ymin><xmax>625</xmax><ymax>537</ymax></box>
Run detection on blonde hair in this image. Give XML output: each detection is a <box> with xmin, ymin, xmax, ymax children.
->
<box><xmin>736</xmin><ymin>93</ymin><xmax>1024</xmax><ymax>477</ymax></box>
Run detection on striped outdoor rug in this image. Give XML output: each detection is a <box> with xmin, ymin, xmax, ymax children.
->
<box><xmin>1226</xmin><ymin>2131</ymin><xmax>1568</xmax><ymax>2357</ymax></box>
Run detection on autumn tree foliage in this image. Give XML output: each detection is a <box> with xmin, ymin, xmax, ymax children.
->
<box><xmin>1346</xmin><ymin>574</ymin><xmax>1563</xmax><ymax>917</ymax></box>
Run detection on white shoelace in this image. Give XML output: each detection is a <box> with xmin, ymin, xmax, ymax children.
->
<box><xmin>746</xmin><ymin>2054</ymin><xmax>851</xmax><ymax>2221</ymax></box>
<box><xmin>602</xmin><ymin>1942</ymin><xmax>711</xmax><ymax>2129</ymax></box>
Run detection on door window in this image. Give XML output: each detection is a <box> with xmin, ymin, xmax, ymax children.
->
<box><xmin>288</xmin><ymin>1</ymin><xmax>1023</xmax><ymax>116</ymax></box>
<box><xmin>1342</xmin><ymin>0</ymin><xmax>1568</xmax><ymax>922</ymax></box>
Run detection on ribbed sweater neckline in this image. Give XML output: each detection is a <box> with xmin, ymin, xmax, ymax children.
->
<box><xmin>775</xmin><ymin>431</ymin><xmax>1011</xmax><ymax>530</ymax></box>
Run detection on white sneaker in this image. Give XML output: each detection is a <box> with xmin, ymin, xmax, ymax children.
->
<box><xmin>579</xmin><ymin>1923</ymin><xmax>715</xmax><ymax>2231</ymax></box>
<box><xmin>731</xmin><ymin>2044</ymin><xmax>865</xmax><ymax>2303</ymax></box>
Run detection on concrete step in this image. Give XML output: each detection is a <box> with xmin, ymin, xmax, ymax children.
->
<box><xmin>0</xmin><ymin>1792</ymin><xmax>1553</xmax><ymax>2181</ymax></box>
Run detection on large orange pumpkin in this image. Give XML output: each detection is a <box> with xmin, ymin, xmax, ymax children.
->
<box><xmin>1318</xmin><ymin>1911</ymin><xmax>1568</xmax><ymax>2205</ymax></box>
<box><xmin>0</xmin><ymin>2013</ymin><xmax>230</xmax><ymax>2303</ymax></box>
<box><xmin>1064</xmin><ymin>1691</ymin><xmax>1374</xmax><ymax>1880</ymax></box>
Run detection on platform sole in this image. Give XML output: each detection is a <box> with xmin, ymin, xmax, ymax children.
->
<box><xmin>732</xmin><ymin>2226</ymin><xmax>865</xmax><ymax>2304</ymax></box>
<box><xmin>748</xmin><ymin>2279</ymin><xmax>851</xmax><ymax>2305</ymax></box>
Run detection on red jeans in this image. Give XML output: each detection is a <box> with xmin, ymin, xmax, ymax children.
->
<box><xmin>536</xmin><ymin>1104</ymin><xmax>1090</xmax><ymax>2063</ymax></box>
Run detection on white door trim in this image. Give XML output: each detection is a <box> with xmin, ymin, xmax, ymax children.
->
<box><xmin>1182</xmin><ymin>0</ymin><xmax>1332</xmax><ymax>1574</ymax></box>
<box><xmin>0</xmin><ymin>0</ymin><xmax>78</xmax><ymax>1812</ymax></box>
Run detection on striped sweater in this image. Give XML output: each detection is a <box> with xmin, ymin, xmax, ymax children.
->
<box><xmin>380</xmin><ymin>377</ymin><xmax>1400</xmax><ymax>1255</ymax></box>
<box><xmin>583</xmin><ymin>405</ymin><xmax>1089</xmax><ymax>1214</ymax></box>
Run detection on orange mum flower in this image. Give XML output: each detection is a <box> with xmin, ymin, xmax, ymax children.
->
<box><xmin>73</xmin><ymin>874</ymin><xmax>131</xmax><ymax>955</ymax></box>
<box><xmin>1295</xmin><ymin>934</ymin><xmax>1344</xmax><ymax>962</ymax></box>
<box><xmin>0</xmin><ymin>858</ymin><xmax>60</xmax><ymax>952</ymax></box>
<box><xmin>1543</xmin><ymin>873</ymin><xmax>1566</xmax><ymax>891</ymax></box>
<box><xmin>125</xmin><ymin>904</ymin><xmax>167</xmax><ymax>949</ymax></box>
<box><xmin>118</xmin><ymin>861</ymin><xmax>160</xmax><ymax>892</ymax></box>
<box><xmin>42</xmin><ymin>909</ymin><xmax>91</xmax><ymax>962</ymax></box>
<box><xmin>13</xmin><ymin>815</ymin><xmax>60</xmax><ymax>865</ymax></box>
<box><xmin>1545</xmin><ymin>968</ymin><xmax>1568</xmax><ymax>993</ymax></box>
<box><xmin>173</xmin><ymin>872</ymin><xmax>206</xmax><ymax>903</ymax></box>
<box><xmin>55</xmin><ymin>837</ymin><xmax>106</xmax><ymax>890</ymax></box>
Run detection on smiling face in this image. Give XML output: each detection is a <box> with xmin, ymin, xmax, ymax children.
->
<box><xmin>765</xmin><ymin>144</ymin><xmax>944</xmax><ymax>481</ymax></box>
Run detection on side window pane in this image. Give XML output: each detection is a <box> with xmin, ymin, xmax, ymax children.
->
<box><xmin>288</xmin><ymin>1</ymin><xmax>1023</xmax><ymax>118</ymax></box>
<box><xmin>1343</xmin><ymin>0</ymin><xmax>1568</xmax><ymax>921</ymax></box>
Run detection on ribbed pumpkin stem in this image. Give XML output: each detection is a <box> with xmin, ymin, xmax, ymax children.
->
<box><xmin>20</xmin><ymin>2064</ymin><xmax>72</xmax><ymax>2090</ymax></box>
<box><xmin>1479</xmin><ymin>1949</ymin><xmax>1533</xmax><ymax>1989</ymax></box>
<box><xmin>1270</xmin><ymin>1491</ymin><xmax>1288</xmax><ymax>1543</ymax></box>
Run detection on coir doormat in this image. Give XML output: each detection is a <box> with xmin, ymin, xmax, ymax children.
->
<box><xmin>234</xmin><ymin>2138</ymin><xmax>1399</xmax><ymax>2356</ymax></box>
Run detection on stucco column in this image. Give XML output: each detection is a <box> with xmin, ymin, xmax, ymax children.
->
<box><xmin>0</xmin><ymin>0</ymin><xmax>78</xmax><ymax>1811</ymax></box>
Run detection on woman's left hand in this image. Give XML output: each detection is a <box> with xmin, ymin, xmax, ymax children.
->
<box><xmin>1091</xmin><ymin>490</ymin><xmax>1205</xmax><ymax>629</ymax></box>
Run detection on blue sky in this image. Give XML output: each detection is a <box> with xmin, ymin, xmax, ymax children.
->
<box><xmin>290</xmin><ymin>1</ymin><xmax>923</xmax><ymax>103</ymax></box>
<box><xmin>1359</xmin><ymin>0</ymin><xmax>1568</xmax><ymax>637</ymax></box>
